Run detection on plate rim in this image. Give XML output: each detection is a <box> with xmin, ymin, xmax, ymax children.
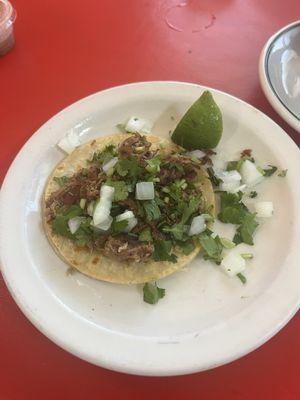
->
<box><xmin>259</xmin><ymin>20</ymin><xmax>300</xmax><ymax>132</ymax></box>
<box><xmin>1</xmin><ymin>81</ymin><xmax>300</xmax><ymax>376</ymax></box>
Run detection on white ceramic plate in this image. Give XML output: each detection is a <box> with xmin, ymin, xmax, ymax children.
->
<box><xmin>259</xmin><ymin>20</ymin><xmax>300</xmax><ymax>132</ymax></box>
<box><xmin>0</xmin><ymin>82</ymin><xmax>300</xmax><ymax>376</ymax></box>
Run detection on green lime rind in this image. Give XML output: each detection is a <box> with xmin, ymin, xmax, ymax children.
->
<box><xmin>171</xmin><ymin>90</ymin><xmax>223</xmax><ymax>150</ymax></box>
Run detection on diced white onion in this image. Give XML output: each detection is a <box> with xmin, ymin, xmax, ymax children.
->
<box><xmin>254</xmin><ymin>201</ymin><xmax>274</xmax><ymax>218</ymax></box>
<box><xmin>135</xmin><ymin>182</ymin><xmax>155</xmax><ymax>200</ymax></box>
<box><xmin>102</xmin><ymin>157</ymin><xmax>118</xmax><ymax>173</ymax></box>
<box><xmin>220</xmin><ymin>252</ymin><xmax>246</xmax><ymax>277</ymax></box>
<box><xmin>68</xmin><ymin>217</ymin><xmax>83</xmax><ymax>234</ymax></box>
<box><xmin>93</xmin><ymin>216</ymin><xmax>113</xmax><ymax>231</ymax></box>
<box><xmin>125</xmin><ymin>117</ymin><xmax>153</xmax><ymax>134</ymax></box>
<box><xmin>220</xmin><ymin>182</ymin><xmax>247</xmax><ymax>193</ymax></box>
<box><xmin>57</xmin><ymin>131</ymin><xmax>81</xmax><ymax>154</ymax></box>
<box><xmin>87</xmin><ymin>201</ymin><xmax>95</xmax><ymax>216</ymax></box>
<box><xmin>93</xmin><ymin>185</ymin><xmax>114</xmax><ymax>226</ymax></box>
<box><xmin>186</xmin><ymin>150</ymin><xmax>206</xmax><ymax>159</ymax></box>
<box><xmin>116</xmin><ymin>210</ymin><xmax>138</xmax><ymax>232</ymax></box>
<box><xmin>240</xmin><ymin>160</ymin><xmax>264</xmax><ymax>187</ymax></box>
<box><xmin>188</xmin><ymin>215</ymin><xmax>206</xmax><ymax>236</ymax></box>
<box><xmin>214</xmin><ymin>169</ymin><xmax>242</xmax><ymax>183</ymax></box>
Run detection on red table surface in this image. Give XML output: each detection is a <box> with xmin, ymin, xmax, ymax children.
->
<box><xmin>1</xmin><ymin>0</ymin><xmax>300</xmax><ymax>399</ymax></box>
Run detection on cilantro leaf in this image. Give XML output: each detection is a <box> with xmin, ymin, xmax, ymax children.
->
<box><xmin>178</xmin><ymin>240</ymin><xmax>195</xmax><ymax>255</ymax></box>
<box><xmin>53</xmin><ymin>176</ymin><xmax>69</xmax><ymax>187</ymax></box>
<box><xmin>218</xmin><ymin>192</ymin><xmax>247</xmax><ymax>224</ymax></box>
<box><xmin>52</xmin><ymin>206</ymin><xmax>93</xmax><ymax>246</ymax></box>
<box><xmin>153</xmin><ymin>240</ymin><xmax>177</xmax><ymax>263</ymax></box>
<box><xmin>145</xmin><ymin>155</ymin><xmax>161</xmax><ymax>174</ymax></box>
<box><xmin>106</xmin><ymin>180</ymin><xmax>129</xmax><ymax>201</ymax></box>
<box><xmin>263</xmin><ymin>165</ymin><xmax>277</xmax><ymax>177</ymax></box>
<box><xmin>181</xmin><ymin>198</ymin><xmax>200</xmax><ymax>224</ymax></box>
<box><xmin>163</xmin><ymin>224</ymin><xmax>187</xmax><ymax>241</ymax></box>
<box><xmin>90</xmin><ymin>145</ymin><xmax>116</xmax><ymax>165</ymax></box>
<box><xmin>226</xmin><ymin>160</ymin><xmax>244</xmax><ymax>172</ymax></box>
<box><xmin>207</xmin><ymin>167</ymin><xmax>221</xmax><ymax>186</ymax></box>
<box><xmin>143</xmin><ymin>200</ymin><xmax>161</xmax><ymax>221</ymax></box>
<box><xmin>198</xmin><ymin>232</ymin><xmax>223</xmax><ymax>264</ymax></box>
<box><xmin>143</xmin><ymin>282</ymin><xmax>165</xmax><ymax>304</ymax></box>
<box><xmin>111</xmin><ymin>219</ymin><xmax>128</xmax><ymax>234</ymax></box>
<box><xmin>139</xmin><ymin>228</ymin><xmax>153</xmax><ymax>242</ymax></box>
<box><xmin>116</xmin><ymin>157</ymin><xmax>142</xmax><ymax>179</ymax></box>
<box><xmin>233</xmin><ymin>213</ymin><xmax>258</xmax><ymax>245</ymax></box>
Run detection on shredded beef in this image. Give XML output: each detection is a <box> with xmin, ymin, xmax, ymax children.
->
<box><xmin>160</xmin><ymin>155</ymin><xmax>199</xmax><ymax>185</ymax></box>
<box><xmin>103</xmin><ymin>235</ymin><xmax>154</xmax><ymax>262</ymax></box>
<box><xmin>118</xmin><ymin>198</ymin><xmax>139</xmax><ymax>214</ymax></box>
<box><xmin>45</xmin><ymin>166</ymin><xmax>103</xmax><ymax>220</ymax></box>
<box><xmin>241</xmin><ymin>149</ymin><xmax>252</xmax><ymax>157</ymax></box>
<box><xmin>118</xmin><ymin>133</ymin><xmax>151</xmax><ymax>159</ymax></box>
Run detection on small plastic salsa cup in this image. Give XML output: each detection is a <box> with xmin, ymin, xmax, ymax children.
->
<box><xmin>0</xmin><ymin>0</ymin><xmax>16</xmax><ymax>56</ymax></box>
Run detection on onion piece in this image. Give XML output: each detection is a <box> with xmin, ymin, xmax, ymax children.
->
<box><xmin>214</xmin><ymin>169</ymin><xmax>242</xmax><ymax>183</ymax></box>
<box><xmin>220</xmin><ymin>252</ymin><xmax>246</xmax><ymax>277</ymax></box>
<box><xmin>93</xmin><ymin>185</ymin><xmax>114</xmax><ymax>226</ymax></box>
<box><xmin>240</xmin><ymin>160</ymin><xmax>264</xmax><ymax>187</ymax></box>
<box><xmin>125</xmin><ymin>117</ymin><xmax>153</xmax><ymax>134</ymax></box>
<box><xmin>116</xmin><ymin>210</ymin><xmax>138</xmax><ymax>232</ymax></box>
<box><xmin>220</xmin><ymin>182</ymin><xmax>247</xmax><ymax>193</ymax></box>
<box><xmin>102</xmin><ymin>157</ymin><xmax>118</xmax><ymax>173</ymax></box>
<box><xmin>135</xmin><ymin>182</ymin><xmax>155</xmax><ymax>200</ymax></box>
<box><xmin>93</xmin><ymin>216</ymin><xmax>113</xmax><ymax>231</ymax></box>
<box><xmin>186</xmin><ymin>150</ymin><xmax>206</xmax><ymax>159</ymax></box>
<box><xmin>57</xmin><ymin>131</ymin><xmax>81</xmax><ymax>154</ymax></box>
<box><xmin>188</xmin><ymin>215</ymin><xmax>206</xmax><ymax>236</ymax></box>
<box><xmin>68</xmin><ymin>217</ymin><xmax>83</xmax><ymax>234</ymax></box>
<box><xmin>254</xmin><ymin>201</ymin><xmax>274</xmax><ymax>218</ymax></box>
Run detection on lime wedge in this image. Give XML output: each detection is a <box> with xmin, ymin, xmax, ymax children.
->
<box><xmin>172</xmin><ymin>91</ymin><xmax>223</xmax><ymax>149</ymax></box>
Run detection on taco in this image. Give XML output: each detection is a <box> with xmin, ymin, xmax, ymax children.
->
<box><xmin>42</xmin><ymin>133</ymin><xmax>215</xmax><ymax>284</ymax></box>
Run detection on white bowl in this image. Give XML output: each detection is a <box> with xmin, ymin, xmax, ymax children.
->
<box><xmin>259</xmin><ymin>20</ymin><xmax>300</xmax><ymax>132</ymax></box>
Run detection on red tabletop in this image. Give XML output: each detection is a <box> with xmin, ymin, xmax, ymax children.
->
<box><xmin>1</xmin><ymin>1</ymin><xmax>300</xmax><ymax>399</ymax></box>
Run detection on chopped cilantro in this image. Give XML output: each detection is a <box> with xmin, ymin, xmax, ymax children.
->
<box><xmin>163</xmin><ymin>224</ymin><xmax>187</xmax><ymax>241</ymax></box>
<box><xmin>145</xmin><ymin>156</ymin><xmax>161</xmax><ymax>174</ymax></box>
<box><xmin>237</xmin><ymin>272</ymin><xmax>247</xmax><ymax>284</ymax></box>
<box><xmin>139</xmin><ymin>228</ymin><xmax>153</xmax><ymax>242</ymax></box>
<box><xmin>198</xmin><ymin>232</ymin><xmax>223</xmax><ymax>264</ymax></box>
<box><xmin>106</xmin><ymin>180</ymin><xmax>129</xmax><ymax>201</ymax></box>
<box><xmin>181</xmin><ymin>198</ymin><xmax>200</xmax><ymax>224</ymax></box>
<box><xmin>218</xmin><ymin>193</ymin><xmax>258</xmax><ymax>245</ymax></box>
<box><xmin>90</xmin><ymin>145</ymin><xmax>116</xmax><ymax>166</ymax></box>
<box><xmin>116</xmin><ymin>157</ymin><xmax>142</xmax><ymax>180</ymax></box>
<box><xmin>142</xmin><ymin>200</ymin><xmax>161</xmax><ymax>221</ymax></box>
<box><xmin>53</xmin><ymin>176</ymin><xmax>69</xmax><ymax>187</ymax></box>
<box><xmin>263</xmin><ymin>165</ymin><xmax>277</xmax><ymax>177</ymax></box>
<box><xmin>153</xmin><ymin>240</ymin><xmax>177</xmax><ymax>263</ymax></box>
<box><xmin>207</xmin><ymin>167</ymin><xmax>221</xmax><ymax>186</ymax></box>
<box><xmin>233</xmin><ymin>213</ymin><xmax>258</xmax><ymax>245</ymax></box>
<box><xmin>178</xmin><ymin>240</ymin><xmax>195</xmax><ymax>255</ymax></box>
<box><xmin>226</xmin><ymin>160</ymin><xmax>243</xmax><ymax>172</ymax></box>
<box><xmin>52</xmin><ymin>206</ymin><xmax>92</xmax><ymax>246</ymax></box>
<box><xmin>143</xmin><ymin>282</ymin><xmax>165</xmax><ymax>304</ymax></box>
<box><xmin>278</xmin><ymin>169</ymin><xmax>288</xmax><ymax>177</ymax></box>
<box><xmin>249</xmin><ymin>191</ymin><xmax>258</xmax><ymax>198</ymax></box>
<box><xmin>111</xmin><ymin>219</ymin><xmax>128</xmax><ymax>234</ymax></box>
<box><xmin>218</xmin><ymin>192</ymin><xmax>247</xmax><ymax>224</ymax></box>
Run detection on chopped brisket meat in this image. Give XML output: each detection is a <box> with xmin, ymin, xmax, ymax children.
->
<box><xmin>103</xmin><ymin>235</ymin><xmax>154</xmax><ymax>262</ymax></box>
